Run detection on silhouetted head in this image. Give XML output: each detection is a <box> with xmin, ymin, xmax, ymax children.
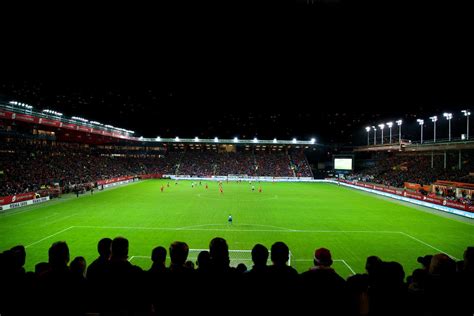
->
<box><xmin>236</xmin><ymin>263</ymin><xmax>248</xmax><ymax>273</ymax></box>
<box><xmin>197</xmin><ymin>250</ymin><xmax>211</xmax><ymax>270</ymax></box>
<box><xmin>429</xmin><ymin>254</ymin><xmax>456</xmax><ymax>276</ymax></box>
<box><xmin>70</xmin><ymin>256</ymin><xmax>87</xmax><ymax>277</ymax></box>
<box><xmin>464</xmin><ymin>246</ymin><xmax>474</xmax><ymax>271</ymax></box>
<box><xmin>314</xmin><ymin>247</ymin><xmax>333</xmax><ymax>267</ymax></box>
<box><xmin>252</xmin><ymin>244</ymin><xmax>269</xmax><ymax>267</ymax></box>
<box><xmin>10</xmin><ymin>245</ymin><xmax>26</xmax><ymax>270</ymax></box>
<box><xmin>209</xmin><ymin>237</ymin><xmax>230</xmax><ymax>267</ymax></box>
<box><xmin>169</xmin><ymin>241</ymin><xmax>189</xmax><ymax>266</ymax></box>
<box><xmin>97</xmin><ymin>238</ymin><xmax>112</xmax><ymax>259</ymax></box>
<box><xmin>366</xmin><ymin>255</ymin><xmax>382</xmax><ymax>275</ymax></box>
<box><xmin>111</xmin><ymin>237</ymin><xmax>129</xmax><ymax>260</ymax></box>
<box><xmin>48</xmin><ymin>241</ymin><xmax>70</xmax><ymax>268</ymax></box>
<box><xmin>271</xmin><ymin>242</ymin><xmax>290</xmax><ymax>266</ymax></box>
<box><xmin>151</xmin><ymin>246</ymin><xmax>167</xmax><ymax>265</ymax></box>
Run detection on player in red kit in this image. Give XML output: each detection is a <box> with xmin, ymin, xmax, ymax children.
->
<box><xmin>259</xmin><ymin>186</ymin><xmax>262</xmax><ymax>193</ymax></box>
<box><xmin>205</xmin><ymin>184</ymin><xmax>208</xmax><ymax>189</ymax></box>
<box><xmin>219</xmin><ymin>187</ymin><xmax>224</xmax><ymax>194</ymax></box>
<box><xmin>160</xmin><ymin>185</ymin><xmax>164</xmax><ymax>192</ymax></box>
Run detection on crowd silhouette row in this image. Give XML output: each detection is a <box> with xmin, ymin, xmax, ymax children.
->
<box><xmin>0</xmin><ymin>237</ymin><xmax>473</xmax><ymax>316</ymax></box>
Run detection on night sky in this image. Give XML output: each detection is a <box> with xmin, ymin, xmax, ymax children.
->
<box><xmin>1</xmin><ymin>1</ymin><xmax>473</xmax><ymax>145</ymax></box>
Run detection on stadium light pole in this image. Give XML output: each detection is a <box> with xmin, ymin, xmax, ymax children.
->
<box><xmin>462</xmin><ymin>110</ymin><xmax>471</xmax><ymax>140</ymax></box>
<box><xmin>417</xmin><ymin>119</ymin><xmax>424</xmax><ymax>144</ymax></box>
<box><xmin>372</xmin><ymin>126</ymin><xmax>377</xmax><ymax>145</ymax></box>
<box><xmin>378</xmin><ymin>124</ymin><xmax>385</xmax><ymax>144</ymax></box>
<box><xmin>386</xmin><ymin>122</ymin><xmax>393</xmax><ymax>144</ymax></box>
<box><xmin>365</xmin><ymin>127</ymin><xmax>371</xmax><ymax>146</ymax></box>
<box><xmin>443</xmin><ymin>113</ymin><xmax>453</xmax><ymax>141</ymax></box>
<box><xmin>429</xmin><ymin>116</ymin><xmax>438</xmax><ymax>142</ymax></box>
<box><xmin>396</xmin><ymin>120</ymin><xmax>403</xmax><ymax>144</ymax></box>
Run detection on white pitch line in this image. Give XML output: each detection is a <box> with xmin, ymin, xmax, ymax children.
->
<box><xmin>398</xmin><ymin>232</ymin><xmax>459</xmax><ymax>260</ymax></box>
<box><xmin>341</xmin><ymin>259</ymin><xmax>356</xmax><ymax>275</ymax></box>
<box><xmin>25</xmin><ymin>226</ymin><xmax>75</xmax><ymax>248</ymax></box>
<box><xmin>73</xmin><ymin>225</ymin><xmax>402</xmax><ymax>234</ymax></box>
<box><xmin>128</xmin><ymin>256</ymin><xmax>136</xmax><ymax>262</ymax></box>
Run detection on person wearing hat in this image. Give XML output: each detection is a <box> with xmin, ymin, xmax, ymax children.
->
<box><xmin>300</xmin><ymin>247</ymin><xmax>347</xmax><ymax>315</ymax></box>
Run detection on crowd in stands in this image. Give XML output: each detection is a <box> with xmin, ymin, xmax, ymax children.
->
<box><xmin>290</xmin><ymin>151</ymin><xmax>313</xmax><ymax>177</ymax></box>
<box><xmin>349</xmin><ymin>153</ymin><xmax>472</xmax><ymax>188</ymax></box>
<box><xmin>0</xmin><ymin>237</ymin><xmax>472</xmax><ymax>315</ymax></box>
<box><xmin>0</xmin><ymin>138</ymin><xmax>313</xmax><ymax>196</ymax></box>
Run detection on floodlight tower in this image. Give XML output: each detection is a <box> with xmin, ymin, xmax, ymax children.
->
<box><xmin>386</xmin><ymin>122</ymin><xmax>393</xmax><ymax>144</ymax></box>
<box><xmin>365</xmin><ymin>126</ymin><xmax>371</xmax><ymax>145</ymax></box>
<box><xmin>429</xmin><ymin>116</ymin><xmax>438</xmax><ymax>142</ymax></box>
<box><xmin>462</xmin><ymin>110</ymin><xmax>471</xmax><ymax>140</ymax></box>
<box><xmin>396</xmin><ymin>120</ymin><xmax>403</xmax><ymax>144</ymax></box>
<box><xmin>417</xmin><ymin>119</ymin><xmax>424</xmax><ymax>144</ymax></box>
<box><xmin>372</xmin><ymin>126</ymin><xmax>377</xmax><ymax>145</ymax></box>
<box><xmin>378</xmin><ymin>123</ymin><xmax>385</xmax><ymax>144</ymax></box>
<box><xmin>443</xmin><ymin>113</ymin><xmax>453</xmax><ymax>141</ymax></box>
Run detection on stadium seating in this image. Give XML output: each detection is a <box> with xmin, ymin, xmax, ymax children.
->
<box><xmin>0</xmin><ymin>138</ymin><xmax>313</xmax><ymax>196</ymax></box>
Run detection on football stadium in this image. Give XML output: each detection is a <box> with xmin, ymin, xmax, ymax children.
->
<box><xmin>1</xmin><ymin>94</ymin><xmax>474</xmax><ymax>315</ymax></box>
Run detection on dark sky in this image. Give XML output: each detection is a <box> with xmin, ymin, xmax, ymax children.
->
<box><xmin>1</xmin><ymin>1</ymin><xmax>473</xmax><ymax>144</ymax></box>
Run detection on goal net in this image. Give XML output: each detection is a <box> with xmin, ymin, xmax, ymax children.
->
<box><xmin>188</xmin><ymin>249</ymin><xmax>293</xmax><ymax>268</ymax></box>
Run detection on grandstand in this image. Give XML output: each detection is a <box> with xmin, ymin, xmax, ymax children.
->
<box><xmin>1</xmin><ymin>99</ymin><xmax>474</xmax><ymax>316</ymax></box>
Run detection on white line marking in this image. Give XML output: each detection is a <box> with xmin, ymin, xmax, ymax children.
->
<box><xmin>73</xmin><ymin>225</ymin><xmax>402</xmax><ymax>234</ymax></box>
<box><xmin>341</xmin><ymin>259</ymin><xmax>356</xmax><ymax>275</ymax></box>
<box><xmin>25</xmin><ymin>226</ymin><xmax>75</xmax><ymax>248</ymax></box>
<box><xmin>129</xmin><ymin>256</ymin><xmax>136</xmax><ymax>262</ymax></box>
<box><xmin>399</xmin><ymin>232</ymin><xmax>459</xmax><ymax>260</ymax></box>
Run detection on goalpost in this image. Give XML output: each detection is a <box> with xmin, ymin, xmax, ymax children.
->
<box><xmin>188</xmin><ymin>249</ymin><xmax>293</xmax><ymax>267</ymax></box>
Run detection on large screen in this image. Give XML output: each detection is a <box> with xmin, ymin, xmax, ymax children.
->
<box><xmin>334</xmin><ymin>158</ymin><xmax>353</xmax><ymax>170</ymax></box>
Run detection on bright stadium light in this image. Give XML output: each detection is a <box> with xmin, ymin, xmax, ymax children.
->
<box><xmin>214</xmin><ymin>137</ymin><xmax>219</xmax><ymax>142</ymax></box>
<box><xmin>90</xmin><ymin>121</ymin><xmax>103</xmax><ymax>126</ymax></box>
<box><xmin>42</xmin><ymin>109</ymin><xmax>63</xmax><ymax>116</ymax></box>
<box><xmin>292</xmin><ymin>138</ymin><xmax>297</xmax><ymax>143</ymax></box>
<box><xmin>365</xmin><ymin>127</ymin><xmax>371</xmax><ymax>146</ymax></box>
<box><xmin>462</xmin><ymin>110</ymin><xmax>471</xmax><ymax>140</ymax></box>
<box><xmin>72</xmin><ymin>116</ymin><xmax>89</xmax><ymax>123</ymax></box>
<box><xmin>443</xmin><ymin>113</ymin><xmax>453</xmax><ymax>141</ymax></box>
<box><xmin>310</xmin><ymin>138</ymin><xmax>316</xmax><ymax>144</ymax></box>
<box><xmin>175</xmin><ymin>136</ymin><xmax>180</xmax><ymax>141</ymax></box>
<box><xmin>273</xmin><ymin>138</ymin><xmax>277</xmax><ymax>143</ymax></box>
<box><xmin>156</xmin><ymin>136</ymin><xmax>161</xmax><ymax>141</ymax></box>
<box><xmin>139</xmin><ymin>136</ymin><xmax>144</xmax><ymax>140</ymax></box>
<box><xmin>396</xmin><ymin>120</ymin><xmax>403</xmax><ymax>144</ymax></box>
<box><xmin>417</xmin><ymin>119</ymin><xmax>424</xmax><ymax>144</ymax></box>
<box><xmin>386</xmin><ymin>122</ymin><xmax>393</xmax><ymax>144</ymax></box>
<box><xmin>372</xmin><ymin>126</ymin><xmax>377</xmax><ymax>145</ymax></box>
<box><xmin>378</xmin><ymin>124</ymin><xmax>385</xmax><ymax>144</ymax></box>
<box><xmin>233</xmin><ymin>137</ymin><xmax>238</xmax><ymax>143</ymax></box>
<box><xmin>430</xmin><ymin>116</ymin><xmax>438</xmax><ymax>142</ymax></box>
<box><xmin>253</xmin><ymin>137</ymin><xmax>258</xmax><ymax>143</ymax></box>
<box><xmin>195</xmin><ymin>137</ymin><xmax>199</xmax><ymax>142</ymax></box>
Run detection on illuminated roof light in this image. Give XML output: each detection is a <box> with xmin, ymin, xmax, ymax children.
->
<box><xmin>195</xmin><ymin>137</ymin><xmax>199</xmax><ymax>141</ymax></box>
<box><xmin>396</xmin><ymin>120</ymin><xmax>403</xmax><ymax>125</ymax></box>
<box><xmin>233</xmin><ymin>137</ymin><xmax>238</xmax><ymax>142</ymax></box>
<box><xmin>417</xmin><ymin>119</ymin><xmax>424</xmax><ymax>125</ymax></box>
<box><xmin>443</xmin><ymin>113</ymin><xmax>453</xmax><ymax>119</ymax></box>
<box><xmin>378</xmin><ymin>123</ymin><xmax>385</xmax><ymax>130</ymax></box>
<box><xmin>253</xmin><ymin>137</ymin><xmax>258</xmax><ymax>143</ymax></box>
<box><xmin>175</xmin><ymin>136</ymin><xmax>180</xmax><ymax>141</ymax></box>
<box><xmin>214</xmin><ymin>137</ymin><xmax>219</xmax><ymax>142</ymax></box>
<box><xmin>430</xmin><ymin>116</ymin><xmax>438</xmax><ymax>122</ymax></box>
<box><xmin>462</xmin><ymin>110</ymin><xmax>471</xmax><ymax>116</ymax></box>
<box><xmin>292</xmin><ymin>138</ymin><xmax>297</xmax><ymax>143</ymax></box>
<box><xmin>156</xmin><ymin>136</ymin><xmax>161</xmax><ymax>141</ymax></box>
<box><xmin>365</xmin><ymin>126</ymin><xmax>371</xmax><ymax>132</ymax></box>
<box><xmin>273</xmin><ymin>138</ymin><xmax>277</xmax><ymax>143</ymax></box>
<box><xmin>310</xmin><ymin>138</ymin><xmax>316</xmax><ymax>144</ymax></box>
<box><xmin>386</xmin><ymin>122</ymin><xmax>393</xmax><ymax>128</ymax></box>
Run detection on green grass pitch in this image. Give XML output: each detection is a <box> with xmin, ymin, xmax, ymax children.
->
<box><xmin>1</xmin><ymin>180</ymin><xmax>473</xmax><ymax>279</ymax></box>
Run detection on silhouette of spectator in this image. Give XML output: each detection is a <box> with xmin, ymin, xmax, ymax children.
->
<box><xmin>102</xmin><ymin>237</ymin><xmax>147</xmax><ymax>314</ymax></box>
<box><xmin>70</xmin><ymin>256</ymin><xmax>87</xmax><ymax>314</ymax></box>
<box><xmin>149</xmin><ymin>246</ymin><xmax>167</xmax><ymax>274</ymax></box>
<box><xmin>36</xmin><ymin>241</ymin><xmax>74</xmax><ymax>314</ymax></box>
<box><xmin>185</xmin><ymin>260</ymin><xmax>195</xmax><ymax>270</ymax></box>
<box><xmin>86</xmin><ymin>237</ymin><xmax>111</xmax><ymax>312</ymax></box>
<box><xmin>236</xmin><ymin>263</ymin><xmax>247</xmax><ymax>273</ymax></box>
<box><xmin>86</xmin><ymin>237</ymin><xmax>112</xmax><ymax>281</ymax></box>
<box><xmin>300</xmin><ymin>247</ymin><xmax>347</xmax><ymax>315</ymax></box>
<box><xmin>147</xmin><ymin>246</ymin><xmax>167</xmax><ymax>314</ymax></box>
<box><xmin>168</xmin><ymin>241</ymin><xmax>190</xmax><ymax>273</ymax></box>
<box><xmin>196</xmin><ymin>250</ymin><xmax>211</xmax><ymax>273</ymax></box>
<box><xmin>266</xmin><ymin>242</ymin><xmax>299</xmax><ymax>314</ymax></box>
